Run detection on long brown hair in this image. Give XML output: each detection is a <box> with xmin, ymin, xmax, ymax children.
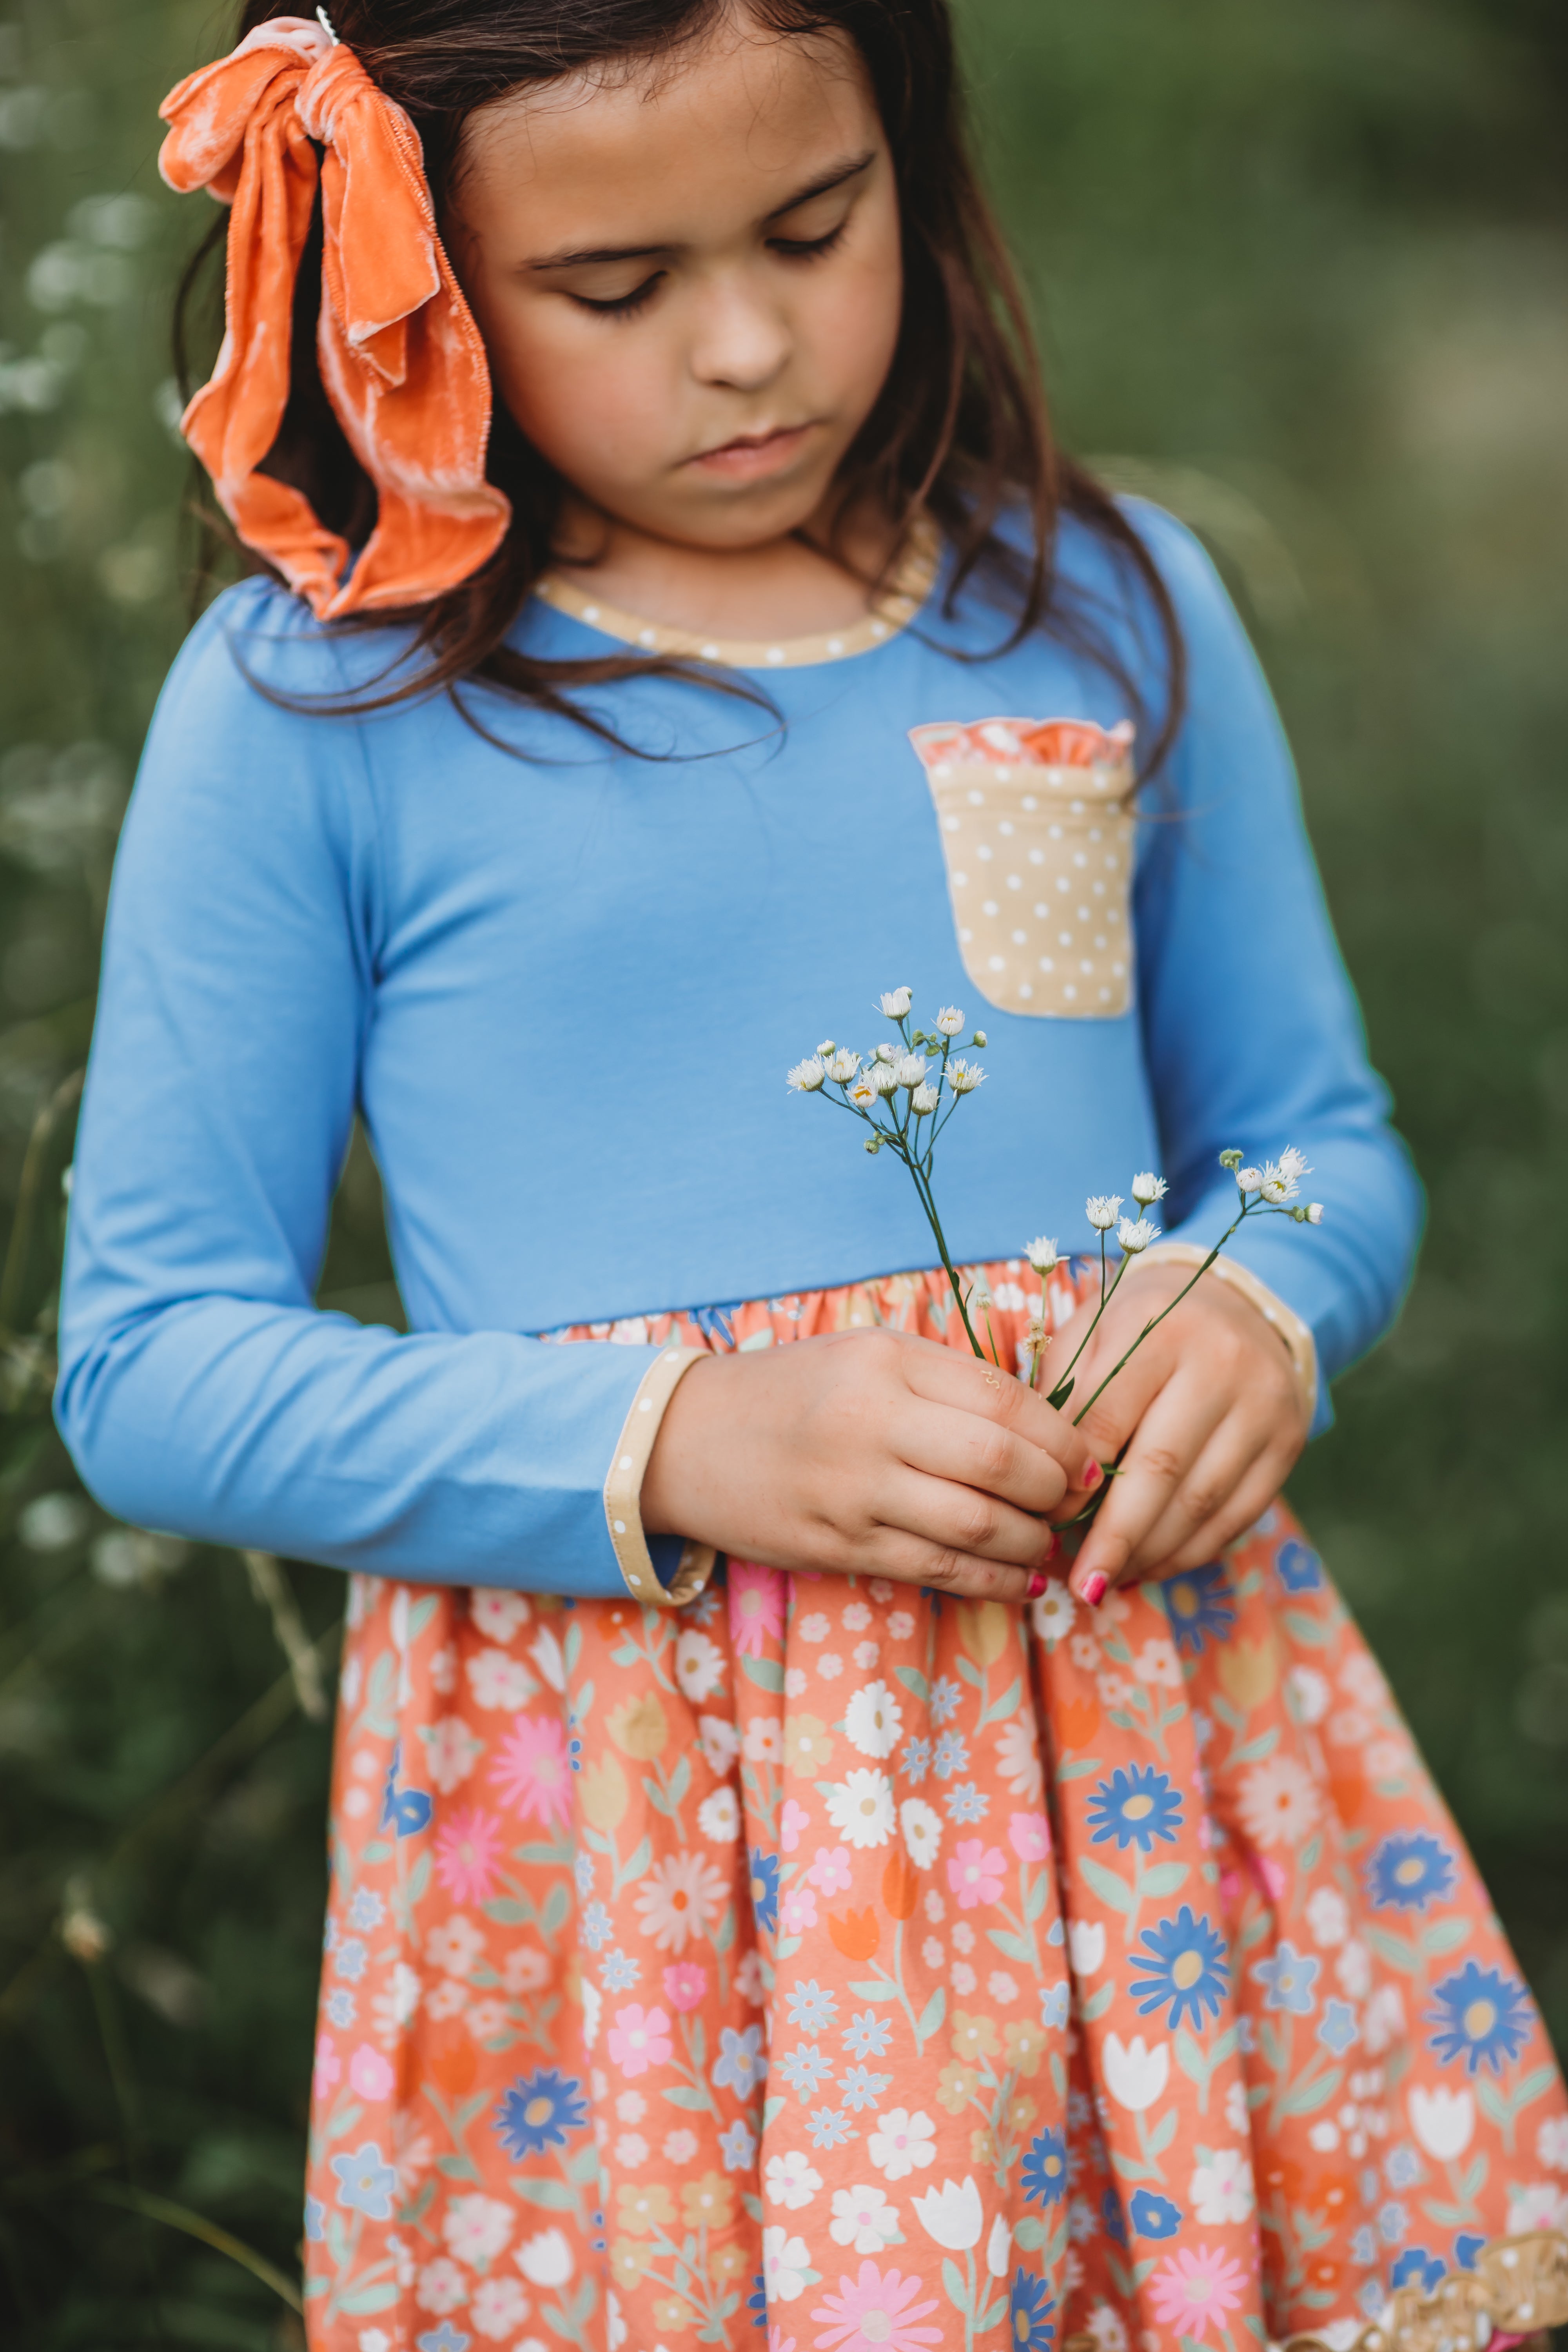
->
<box><xmin>175</xmin><ymin>0</ymin><xmax>1185</xmax><ymax>767</ymax></box>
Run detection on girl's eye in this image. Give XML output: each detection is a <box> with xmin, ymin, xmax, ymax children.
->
<box><xmin>572</xmin><ymin>273</ymin><xmax>663</xmax><ymax>318</ymax></box>
<box><xmin>769</xmin><ymin>220</ymin><xmax>849</xmax><ymax>262</ymax></box>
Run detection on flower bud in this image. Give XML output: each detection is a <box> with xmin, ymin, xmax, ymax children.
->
<box><xmin>1218</xmin><ymin>1148</ymin><xmax>1243</xmax><ymax>1171</ymax></box>
<box><xmin>972</xmin><ymin>1030</ymin><xmax>988</xmax><ymax>1048</ymax></box>
<box><xmin>1305</xmin><ymin>1201</ymin><xmax>1323</xmax><ymax>1223</ymax></box>
<box><xmin>878</xmin><ymin>987</ymin><xmax>913</xmax><ymax>1018</ymax></box>
<box><xmin>1236</xmin><ymin>1167</ymin><xmax>1263</xmax><ymax>1194</ymax></box>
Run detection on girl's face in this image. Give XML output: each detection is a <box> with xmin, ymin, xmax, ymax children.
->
<box><xmin>448</xmin><ymin>18</ymin><xmax>903</xmax><ymax>554</ymax></box>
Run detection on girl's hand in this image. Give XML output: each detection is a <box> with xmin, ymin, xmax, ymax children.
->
<box><xmin>1048</xmin><ymin>1263</ymin><xmax>1310</xmax><ymax>1603</ymax></box>
<box><xmin>641</xmin><ymin>1328</ymin><xmax>1099</xmax><ymax>1603</ymax></box>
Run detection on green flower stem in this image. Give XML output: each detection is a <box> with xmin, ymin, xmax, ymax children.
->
<box><xmin>1069</xmin><ymin>1201</ymin><xmax>1259</xmax><ymax>1430</ymax></box>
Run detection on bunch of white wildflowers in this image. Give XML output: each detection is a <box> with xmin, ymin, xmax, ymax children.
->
<box><xmin>791</xmin><ymin>1001</ymin><xmax>1325</xmax><ymax>1444</ymax></box>
<box><xmin>788</xmin><ymin>989</ymin><xmax>991</xmax><ymax>1355</ymax></box>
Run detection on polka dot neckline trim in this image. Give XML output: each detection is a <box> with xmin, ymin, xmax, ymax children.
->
<box><xmin>534</xmin><ymin>517</ymin><xmax>940</xmax><ymax>671</ymax></box>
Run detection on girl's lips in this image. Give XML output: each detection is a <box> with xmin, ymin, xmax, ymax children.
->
<box><xmin>687</xmin><ymin>422</ymin><xmax>814</xmax><ymax>479</ymax></box>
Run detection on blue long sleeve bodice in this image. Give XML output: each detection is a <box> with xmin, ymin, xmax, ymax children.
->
<box><xmin>54</xmin><ymin>503</ymin><xmax>1422</xmax><ymax>1594</ymax></box>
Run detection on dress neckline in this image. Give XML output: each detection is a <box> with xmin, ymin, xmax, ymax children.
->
<box><xmin>532</xmin><ymin>515</ymin><xmax>941</xmax><ymax>673</ymax></box>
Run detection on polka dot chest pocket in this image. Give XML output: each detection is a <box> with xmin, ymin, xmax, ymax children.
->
<box><xmin>909</xmin><ymin>715</ymin><xmax>1137</xmax><ymax>1016</ymax></box>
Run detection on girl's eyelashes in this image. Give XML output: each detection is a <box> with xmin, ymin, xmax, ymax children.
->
<box><xmin>565</xmin><ymin>219</ymin><xmax>849</xmax><ymax>315</ymax></box>
<box><xmin>570</xmin><ymin>272</ymin><xmax>664</xmax><ymax>319</ymax></box>
<box><xmin>768</xmin><ymin>219</ymin><xmax>849</xmax><ymax>262</ymax></box>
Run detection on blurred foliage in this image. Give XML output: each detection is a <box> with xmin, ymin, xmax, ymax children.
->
<box><xmin>0</xmin><ymin>0</ymin><xmax>1565</xmax><ymax>2339</ymax></box>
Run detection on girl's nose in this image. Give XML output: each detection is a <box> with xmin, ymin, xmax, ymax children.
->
<box><xmin>688</xmin><ymin>276</ymin><xmax>792</xmax><ymax>393</ymax></box>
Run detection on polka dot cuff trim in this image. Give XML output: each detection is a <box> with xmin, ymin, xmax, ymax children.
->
<box><xmin>603</xmin><ymin>1345</ymin><xmax>716</xmax><ymax>1609</ymax></box>
<box><xmin>535</xmin><ymin>520</ymin><xmax>939</xmax><ymax>673</ymax></box>
<box><xmin>1134</xmin><ymin>1242</ymin><xmax>1319</xmax><ymax>1424</ymax></box>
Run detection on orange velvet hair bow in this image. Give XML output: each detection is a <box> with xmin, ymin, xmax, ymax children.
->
<box><xmin>159</xmin><ymin>15</ymin><xmax>510</xmax><ymax>619</ymax></box>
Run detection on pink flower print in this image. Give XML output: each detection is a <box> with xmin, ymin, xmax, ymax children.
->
<box><xmin>947</xmin><ymin>1839</ymin><xmax>1007</xmax><ymax>1910</ymax></box>
<box><xmin>810</xmin><ymin>2259</ymin><xmax>944</xmax><ymax>2352</ymax></box>
<box><xmin>349</xmin><ymin>2043</ymin><xmax>396</xmax><ymax>2102</ymax></box>
<box><xmin>1008</xmin><ymin>1811</ymin><xmax>1051</xmax><ymax>1862</ymax></box>
<box><xmin>632</xmin><ymin>1849</ymin><xmax>729</xmax><ymax>1954</ymax></box>
<box><xmin>501</xmin><ymin>1944</ymin><xmax>551</xmax><ymax>1995</ymax></box>
<box><xmin>433</xmin><ymin>1806</ymin><xmax>506</xmax><ymax>1904</ymax></box>
<box><xmin>779</xmin><ymin>1797</ymin><xmax>812</xmax><ymax>1855</ymax></box>
<box><xmin>808</xmin><ymin>1845</ymin><xmax>854</xmax><ymax>1897</ymax></box>
<box><xmin>1149</xmin><ymin>2246</ymin><xmax>1249</xmax><ymax>2342</ymax></box>
<box><xmin>489</xmin><ymin>1713</ymin><xmax>571</xmax><ymax>1827</ymax></box>
<box><xmin>663</xmin><ymin>1962</ymin><xmax>708</xmax><ymax>2012</ymax></box>
<box><xmin>729</xmin><ymin>1561</ymin><xmax>787</xmax><ymax>1656</ymax></box>
<box><xmin>781</xmin><ymin>1884</ymin><xmax>820</xmax><ymax>1935</ymax></box>
<box><xmin>1248</xmin><ymin>1851</ymin><xmax>1288</xmax><ymax>1904</ymax></box>
<box><xmin>313</xmin><ymin>2031</ymin><xmax>341</xmax><ymax>2092</ymax></box>
<box><xmin>767</xmin><ymin>2331</ymin><xmax>797</xmax><ymax>2352</ymax></box>
<box><xmin>606</xmin><ymin>2002</ymin><xmax>673</xmax><ymax>2077</ymax></box>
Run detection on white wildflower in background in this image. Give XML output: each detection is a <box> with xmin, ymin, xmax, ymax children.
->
<box><xmin>935</xmin><ymin>1005</ymin><xmax>965</xmax><ymax>1034</ymax></box>
<box><xmin>947</xmin><ymin>1059</ymin><xmax>984</xmax><ymax>1094</ymax></box>
<box><xmin>847</xmin><ymin>1078</ymin><xmax>879</xmax><ymax>1110</ymax></box>
<box><xmin>893</xmin><ymin>1053</ymin><xmax>928</xmax><ymax>1089</ymax></box>
<box><xmin>1085</xmin><ymin>1194</ymin><xmax>1122</xmax><ymax>1230</ymax></box>
<box><xmin>1130</xmin><ymin>1171</ymin><xmax>1168</xmax><ymax>1205</ymax></box>
<box><xmin>1236</xmin><ymin>1165</ymin><xmax>1263</xmax><ymax>1193</ymax></box>
<box><xmin>787</xmin><ymin>1058</ymin><xmax>825</xmax><ymax>1093</ymax></box>
<box><xmin>1025</xmin><ymin>1235</ymin><xmax>1058</xmax><ymax>1274</ymax></box>
<box><xmin>1116</xmin><ymin>1215</ymin><xmax>1159</xmax><ymax>1255</ymax></box>
<box><xmin>911</xmin><ymin>1083</ymin><xmax>941</xmax><ymax>1116</ymax></box>
<box><xmin>878</xmin><ymin>986</ymin><xmax>913</xmax><ymax>1017</ymax></box>
<box><xmin>823</xmin><ymin>1049</ymin><xmax>860</xmax><ymax>1083</ymax></box>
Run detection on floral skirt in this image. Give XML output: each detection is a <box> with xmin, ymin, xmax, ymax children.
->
<box><xmin>301</xmin><ymin>1263</ymin><xmax>1568</xmax><ymax>2352</ymax></box>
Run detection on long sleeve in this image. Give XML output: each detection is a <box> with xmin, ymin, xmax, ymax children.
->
<box><xmin>1127</xmin><ymin>506</ymin><xmax>1424</xmax><ymax>1425</ymax></box>
<box><xmin>54</xmin><ymin>587</ymin><xmax>696</xmax><ymax>1599</ymax></box>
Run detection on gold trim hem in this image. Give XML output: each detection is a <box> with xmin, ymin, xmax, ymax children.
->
<box><xmin>603</xmin><ymin>1346</ymin><xmax>716</xmax><ymax>1609</ymax></box>
<box><xmin>1279</xmin><ymin>2227</ymin><xmax>1568</xmax><ymax>2352</ymax></box>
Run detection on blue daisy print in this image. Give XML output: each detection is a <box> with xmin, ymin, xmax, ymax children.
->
<box><xmin>1022</xmin><ymin>2127</ymin><xmax>1069</xmax><ymax>2207</ymax></box>
<box><xmin>1087</xmin><ymin>1762</ymin><xmax>1183</xmax><ymax>1853</ymax></box>
<box><xmin>749</xmin><ymin>1847</ymin><xmax>780</xmax><ymax>1934</ymax></box>
<box><xmin>1391</xmin><ymin>2249</ymin><xmax>1445</xmax><ymax>2293</ymax></box>
<box><xmin>1274</xmin><ymin>1539</ymin><xmax>1323</xmax><ymax>1593</ymax></box>
<box><xmin>330</xmin><ymin>2141</ymin><xmax>397</xmax><ymax>2221</ymax></box>
<box><xmin>1426</xmin><ymin>1962</ymin><xmax>1532</xmax><ymax>2076</ymax></box>
<box><xmin>494</xmin><ymin>2068</ymin><xmax>587</xmax><ymax>2158</ymax></box>
<box><xmin>1366</xmin><ymin>1832</ymin><xmax>1455</xmax><ymax>1915</ymax></box>
<box><xmin>1128</xmin><ymin>1907</ymin><xmax>1230</xmax><ymax>2030</ymax></box>
<box><xmin>1008</xmin><ymin>2270</ymin><xmax>1056</xmax><ymax>2352</ymax></box>
<box><xmin>1129</xmin><ymin>2189</ymin><xmax>1182</xmax><ymax>2239</ymax></box>
<box><xmin>1453</xmin><ymin>2234</ymin><xmax>1486</xmax><ymax>2273</ymax></box>
<box><xmin>1251</xmin><ymin>1940</ymin><xmax>1319</xmax><ymax>2015</ymax></box>
<box><xmin>1162</xmin><ymin>1563</ymin><xmax>1236</xmax><ymax>1656</ymax></box>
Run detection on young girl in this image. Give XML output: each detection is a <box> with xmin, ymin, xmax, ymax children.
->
<box><xmin>56</xmin><ymin>4</ymin><xmax>1568</xmax><ymax>2349</ymax></box>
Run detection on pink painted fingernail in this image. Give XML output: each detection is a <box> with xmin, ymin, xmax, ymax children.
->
<box><xmin>1081</xmin><ymin>1460</ymin><xmax>1104</xmax><ymax>1491</ymax></box>
<box><xmin>1080</xmin><ymin>1570</ymin><xmax>1108</xmax><ymax>1608</ymax></box>
<box><xmin>1026</xmin><ymin>1571</ymin><xmax>1049</xmax><ymax>1600</ymax></box>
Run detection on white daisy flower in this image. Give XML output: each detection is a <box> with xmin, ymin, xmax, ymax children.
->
<box><xmin>869</xmin><ymin>1061</ymin><xmax>900</xmax><ymax>1094</ymax></box>
<box><xmin>1025</xmin><ymin>1235</ymin><xmax>1059</xmax><ymax>1274</ymax></box>
<box><xmin>823</xmin><ymin>1768</ymin><xmax>895</xmax><ymax>1849</ymax></box>
<box><xmin>1085</xmin><ymin>1194</ymin><xmax>1122</xmax><ymax>1230</ymax></box>
<box><xmin>1116</xmin><ymin>1216</ymin><xmax>1159</xmax><ymax>1254</ymax></box>
<box><xmin>935</xmin><ymin>1006</ymin><xmax>965</xmax><ymax>1034</ymax></box>
<box><xmin>911</xmin><ymin>1083</ymin><xmax>941</xmax><ymax>1115</ymax></box>
<box><xmin>947</xmin><ymin>1060</ymin><xmax>985</xmax><ymax>1094</ymax></box>
<box><xmin>1130</xmin><ymin>1171</ymin><xmax>1168</xmax><ymax>1205</ymax></box>
<box><xmin>824</xmin><ymin>1049</ymin><xmax>861</xmax><ymax>1083</ymax></box>
<box><xmin>900</xmin><ymin>1798</ymin><xmax>942</xmax><ymax>1870</ymax></box>
<box><xmin>1235</xmin><ymin>1166</ymin><xmax>1263</xmax><ymax>1194</ymax></box>
<box><xmin>788</xmin><ymin>1058</ymin><xmax>826</xmax><ymax>1093</ymax></box>
<box><xmin>894</xmin><ymin>1054</ymin><xmax>929</xmax><ymax>1089</ymax></box>
<box><xmin>878</xmin><ymin>987</ymin><xmax>913</xmax><ymax>1018</ymax></box>
<box><xmin>847</xmin><ymin>1079</ymin><xmax>880</xmax><ymax>1110</ymax></box>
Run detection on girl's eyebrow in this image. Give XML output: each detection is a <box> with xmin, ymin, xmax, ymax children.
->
<box><xmin>525</xmin><ymin>149</ymin><xmax>878</xmax><ymax>273</ymax></box>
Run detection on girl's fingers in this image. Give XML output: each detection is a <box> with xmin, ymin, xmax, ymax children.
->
<box><xmin>873</xmin><ymin>1464</ymin><xmax>1062</xmax><ymax>1577</ymax></box>
<box><xmin>1145</xmin><ymin>1436</ymin><xmax>1305</xmax><ymax>1581</ymax></box>
<box><xmin>1066</xmin><ymin>1373</ymin><xmax>1227</xmax><ymax>1600</ymax></box>
<box><xmin>898</xmin><ymin>1336</ymin><xmax>1096</xmax><ymax>1489</ymax></box>
<box><xmin>1124</xmin><ymin>1408</ymin><xmax>1269</xmax><ymax>1576</ymax></box>
<box><xmin>864</xmin><ymin>1528</ymin><xmax>1035</xmax><ymax>1605</ymax></box>
<box><xmin>890</xmin><ymin>1394</ymin><xmax>1074</xmax><ymax>1519</ymax></box>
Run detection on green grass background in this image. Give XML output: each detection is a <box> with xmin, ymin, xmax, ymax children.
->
<box><xmin>0</xmin><ymin>0</ymin><xmax>1565</xmax><ymax>2339</ymax></box>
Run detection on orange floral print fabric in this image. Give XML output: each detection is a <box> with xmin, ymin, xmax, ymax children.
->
<box><xmin>302</xmin><ymin>1263</ymin><xmax>1568</xmax><ymax>2352</ymax></box>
